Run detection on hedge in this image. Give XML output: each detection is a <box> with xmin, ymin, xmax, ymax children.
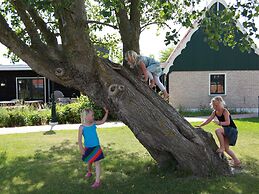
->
<box><xmin>0</xmin><ymin>95</ymin><xmax>112</xmax><ymax>128</ymax></box>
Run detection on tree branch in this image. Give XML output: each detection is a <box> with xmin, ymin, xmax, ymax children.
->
<box><xmin>53</xmin><ymin>0</ymin><xmax>95</xmax><ymax>74</ymax></box>
<box><xmin>130</xmin><ymin>0</ymin><xmax>141</xmax><ymax>27</ymax></box>
<box><xmin>10</xmin><ymin>0</ymin><xmax>45</xmax><ymax>49</ymax></box>
<box><xmin>0</xmin><ymin>12</ymin><xmax>78</xmax><ymax>88</ymax></box>
<box><xmin>0</xmin><ymin>13</ymin><xmax>52</xmax><ymax>76</ymax></box>
<box><xmin>26</xmin><ymin>6</ymin><xmax>58</xmax><ymax>47</ymax></box>
<box><xmin>86</xmin><ymin>20</ymin><xmax>118</xmax><ymax>29</ymax></box>
<box><xmin>141</xmin><ymin>21</ymin><xmax>171</xmax><ymax>32</ymax></box>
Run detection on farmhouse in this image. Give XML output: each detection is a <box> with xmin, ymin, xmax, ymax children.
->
<box><xmin>163</xmin><ymin>0</ymin><xmax>259</xmax><ymax>112</ymax></box>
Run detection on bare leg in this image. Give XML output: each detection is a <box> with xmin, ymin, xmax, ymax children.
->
<box><xmin>94</xmin><ymin>161</ymin><xmax>101</xmax><ymax>183</ymax></box>
<box><xmin>224</xmin><ymin>137</ymin><xmax>240</xmax><ymax>165</ymax></box>
<box><xmin>150</xmin><ymin>79</ymin><xmax>156</xmax><ymax>88</ymax></box>
<box><xmin>215</xmin><ymin>128</ymin><xmax>225</xmax><ymax>152</ymax></box>
<box><xmin>147</xmin><ymin>71</ymin><xmax>156</xmax><ymax>88</ymax></box>
<box><xmin>88</xmin><ymin>162</ymin><xmax>92</xmax><ymax>173</ymax></box>
<box><xmin>153</xmin><ymin>75</ymin><xmax>169</xmax><ymax>99</ymax></box>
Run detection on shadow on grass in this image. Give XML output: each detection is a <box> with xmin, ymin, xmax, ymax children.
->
<box><xmin>0</xmin><ymin>140</ymin><xmax>259</xmax><ymax>194</ymax></box>
<box><xmin>43</xmin><ymin>130</ymin><xmax>56</xmax><ymax>135</ymax></box>
<box><xmin>0</xmin><ymin>151</ymin><xmax>7</xmax><ymax>168</ymax></box>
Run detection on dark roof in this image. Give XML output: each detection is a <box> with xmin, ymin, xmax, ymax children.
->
<box><xmin>168</xmin><ymin>1</ymin><xmax>259</xmax><ymax>73</ymax></box>
<box><xmin>169</xmin><ymin>28</ymin><xmax>259</xmax><ymax>73</ymax></box>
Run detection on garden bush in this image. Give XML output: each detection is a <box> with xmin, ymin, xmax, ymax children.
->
<box><xmin>26</xmin><ymin>114</ymin><xmax>42</xmax><ymax>126</ymax></box>
<box><xmin>0</xmin><ymin>95</ymin><xmax>115</xmax><ymax>127</ymax></box>
<box><xmin>6</xmin><ymin>111</ymin><xmax>26</xmax><ymax>127</ymax></box>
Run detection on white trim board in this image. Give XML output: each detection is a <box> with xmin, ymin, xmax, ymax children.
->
<box><xmin>0</xmin><ymin>64</ymin><xmax>31</xmax><ymax>71</ymax></box>
<box><xmin>209</xmin><ymin>73</ymin><xmax>227</xmax><ymax>96</ymax></box>
<box><xmin>163</xmin><ymin>0</ymin><xmax>259</xmax><ymax>74</ymax></box>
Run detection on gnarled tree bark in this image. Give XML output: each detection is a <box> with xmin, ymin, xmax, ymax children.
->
<box><xmin>0</xmin><ymin>0</ymin><xmax>232</xmax><ymax>176</ymax></box>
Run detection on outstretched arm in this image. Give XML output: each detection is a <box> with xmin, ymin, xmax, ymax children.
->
<box><xmin>95</xmin><ymin>107</ymin><xmax>109</xmax><ymax>125</ymax></box>
<box><xmin>196</xmin><ymin>111</ymin><xmax>215</xmax><ymax>128</ymax></box>
<box><xmin>78</xmin><ymin>125</ymin><xmax>85</xmax><ymax>155</ymax></box>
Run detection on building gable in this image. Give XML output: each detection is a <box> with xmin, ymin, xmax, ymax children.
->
<box><xmin>169</xmin><ymin>28</ymin><xmax>259</xmax><ymax>72</ymax></box>
<box><xmin>164</xmin><ymin>0</ymin><xmax>259</xmax><ymax>74</ymax></box>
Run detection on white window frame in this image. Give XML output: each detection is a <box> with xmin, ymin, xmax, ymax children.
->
<box><xmin>16</xmin><ymin>77</ymin><xmax>47</xmax><ymax>103</ymax></box>
<box><xmin>209</xmin><ymin>73</ymin><xmax>227</xmax><ymax>96</ymax></box>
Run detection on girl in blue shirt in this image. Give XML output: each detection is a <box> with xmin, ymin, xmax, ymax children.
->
<box><xmin>78</xmin><ymin>107</ymin><xmax>108</xmax><ymax>188</ymax></box>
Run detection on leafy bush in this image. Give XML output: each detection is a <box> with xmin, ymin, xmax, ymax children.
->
<box><xmin>6</xmin><ymin>111</ymin><xmax>26</xmax><ymax>127</ymax></box>
<box><xmin>26</xmin><ymin>114</ymin><xmax>42</xmax><ymax>126</ymax></box>
<box><xmin>0</xmin><ymin>95</ymin><xmax>114</xmax><ymax>127</ymax></box>
<box><xmin>0</xmin><ymin>109</ymin><xmax>8</xmax><ymax>127</ymax></box>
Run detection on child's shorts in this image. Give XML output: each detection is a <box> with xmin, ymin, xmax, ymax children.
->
<box><xmin>82</xmin><ymin>145</ymin><xmax>104</xmax><ymax>163</ymax></box>
<box><xmin>223</xmin><ymin>127</ymin><xmax>238</xmax><ymax>146</ymax></box>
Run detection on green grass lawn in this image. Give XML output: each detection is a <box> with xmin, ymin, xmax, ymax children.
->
<box><xmin>0</xmin><ymin>118</ymin><xmax>259</xmax><ymax>194</ymax></box>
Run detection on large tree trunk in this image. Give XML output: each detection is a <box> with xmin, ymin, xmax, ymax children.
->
<box><xmin>0</xmin><ymin>0</ymin><xmax>232</xmax><ymax>177</ymax></box>
<box><xmin>94</xmin><ymin>59</ymin><xmax>232</xmax><ymax>176</ymax></box>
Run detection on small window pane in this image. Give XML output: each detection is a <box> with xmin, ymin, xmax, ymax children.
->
<box><xmin>210</xmin><ymin>74</ymin><xmax>225</xmax><ymax>94</ymax></box>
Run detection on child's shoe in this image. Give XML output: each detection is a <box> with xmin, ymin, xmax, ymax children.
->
<box><xmin>91</xmin><ymin>181</ymin><xmax>101</xmax><ymax>189</ymax></box>
<box><xmin>85</xmin><ymin>172</ymin><xmax>92</xmax><ymax>178</ymax></box>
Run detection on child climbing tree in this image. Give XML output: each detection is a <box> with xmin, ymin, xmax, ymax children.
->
<box><xmin>0</xmin><ymin>0</ymin><xmax>258</xmax><ymax>176</ymax></box>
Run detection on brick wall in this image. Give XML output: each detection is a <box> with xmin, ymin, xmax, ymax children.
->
<box><xmin>169</xmin><ymin>71</ymin><xmax>259</xmax><ymax>111</ymax></box>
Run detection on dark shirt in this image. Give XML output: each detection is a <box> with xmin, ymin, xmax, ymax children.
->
<box><xmin>215</xmin><ymin>109</ymin><xmax>237</xmax><ymax>128</ymax></box>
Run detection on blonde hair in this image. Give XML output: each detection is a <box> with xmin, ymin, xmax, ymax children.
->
<box><xmin>80</xmin><ymin>109</ymin><xmax>93</xmax><ymax>124</ymax></box>
<box><xmin>210</xmin><ymin>96</ymin><xmax>226</xmax><ymax>109</ymax></box>
<box><xmin>125</xmin><ymin>50</ymin><xmax>139</xmax><ymax>68</ymax></box>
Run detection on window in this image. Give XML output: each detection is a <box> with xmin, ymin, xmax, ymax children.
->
<box><xmin>16</xmin><ymin>77</ymin><xmax>45</xmax><ymax>101</ymax></box>
<box><xmin>210</xmin><ymin>74</ymin><xmax>226</xmax><ymax>95</ymax></box>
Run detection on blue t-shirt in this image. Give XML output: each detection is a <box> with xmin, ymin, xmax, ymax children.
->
<box><xmin>139</xmin><ymin>56</ymin><xmax>159</xmax><ymax>68</ymax></box>
<box><xmin>138</xmin><ymin>56</ymin><xmax>162</xmax><ymax>76</ymax></box>
<box><xmin>82</xmin><ymin>124</ymin><xmax>100</xmax><ymax>147</ymax></box>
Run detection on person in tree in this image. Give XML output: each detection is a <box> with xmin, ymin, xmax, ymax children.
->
<box><xmin>78</xmin><ymin>107</ymin><xmax>108</xmax><ymax>188</ymax></box>
<box><xmin>196</xmin><ymin>96</ymin><xmax>241</xmax><ymax>167</ymax></box>
<box><xmin>125</xmin><ymin>50</ymin><xmax>169</xmax><ymax>100</ymax></box>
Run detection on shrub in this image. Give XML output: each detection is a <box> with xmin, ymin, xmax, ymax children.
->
<box><xmin>6</xmin><ymin>111</ymin><xmax>26</xmax><ymax>127</ymax></box>
<box><xmin>26</xmin><ymin>114</ymin><xmax>42</xmax><ymax>126</ymax></box>
<box><xmin>0</xmin><ymin>95</ymin><xmax>115</xmax><ymax>127</ymax></box>
<box><xmin>0</xmin><ymin>109</ymin><xmax>8</xmax><ymax>127</ymax></box>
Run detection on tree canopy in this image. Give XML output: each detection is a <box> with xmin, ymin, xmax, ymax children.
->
<box><xmin>1</xmin><ymin>0</ymin><xmax>258</xmax><ymax>63</ymax></box>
